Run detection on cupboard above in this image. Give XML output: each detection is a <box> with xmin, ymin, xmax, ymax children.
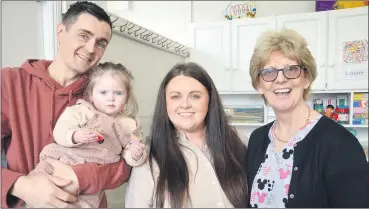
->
<box><xmin>186</xmin><ymin>7</ymin><xmax>368</xmax><ymax>93</ymax></box>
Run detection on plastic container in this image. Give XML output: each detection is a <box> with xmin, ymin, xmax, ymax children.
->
<box><xmin>335</xmin><ymin>106</ymin><xmax>349</xmax><ymax>124</ymax></box>
<box><xmin>314</xmin><ymin>99</ymin><xmax>324</xmax><ymax>113</ymax></box>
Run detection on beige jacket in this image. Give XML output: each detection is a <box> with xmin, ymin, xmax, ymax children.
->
<box><xmin>124</xmin><ymin>131</ymin><xmax>234</xmax><ymax>208</ymax></box>
<box><xmin>44</xmin><ymin>99</ymin><xmax>147</xmax><ymax>167</ymax></box>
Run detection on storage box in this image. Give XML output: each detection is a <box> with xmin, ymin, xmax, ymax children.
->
<box><xmin>224</xmin><ymin>105</ymin><xmax>264</xmax><ymax>124</ymax></box>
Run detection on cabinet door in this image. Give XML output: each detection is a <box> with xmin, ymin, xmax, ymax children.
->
<box><xmin>327</xmin><ymin>7</ymin><xmax>368</xmax><ymax>90</ymax></box>
<box><xmin>188</xmin><ymin>22</ymin><xmax>231</xmax><ymax>92</ymax></box>
<box><xmin>277</xmin><ymin>12</ymin><xmax>328</xmax><ymax>91</ymax></box>
<box><xmin>231</xmin><ymin>16</ymin><xmax>277</xmax><ymax>92</ymax></box>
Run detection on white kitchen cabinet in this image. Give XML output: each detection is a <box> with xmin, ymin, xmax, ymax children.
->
<box><xmin>188</xmin><ymin>7</ymin><xmax>368</xmax><ymax>93</ymax></box>
<box><xmin>327</xmin><ymin>7</ymin><xmax>368</xmax><ymax>90</ymax></box>
<box><xmin>276</xmin><ymin>11</ymin><xmax>328</xmax><ymax>91</ymax></box>
<box><xmin>188</xmin><ymin>17</ymin><xmax>276</xmax><ymax>92</ymax></box>
<box><xmin>231</xmin><ymin>17</ymin><xmax>276</xmax><ymax>92</ymax></box>
<box><xmin>188</xmin><ymin>21</ymin><xmax>232</xmax><ymax>92</ymax></box>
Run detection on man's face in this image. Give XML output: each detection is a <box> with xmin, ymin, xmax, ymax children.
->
<box><xmin>57</xmin><ymin>13</ymin><xmax>112</xmax><ymax>75</ymax></box>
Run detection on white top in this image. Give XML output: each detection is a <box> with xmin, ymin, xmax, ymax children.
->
<box><xmin>124</xmin><ymin>130</ymin><xmax>234</xmax><ymax>208</ymax></box>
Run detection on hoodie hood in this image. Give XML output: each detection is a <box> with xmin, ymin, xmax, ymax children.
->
<box><xmin>20</xmin><ymin>59</ymin><xmax>89</xmax><ymax>136</ymax></box>
<box><xmin>21</xmin><ymin>59</ymin><xmax>88</xmax><ymax>96</ymax></box>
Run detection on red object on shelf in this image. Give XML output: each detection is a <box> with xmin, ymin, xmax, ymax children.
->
<box><xmin>335</xmin><ymin>106</ymin><xmax>350</xmax><ymax>124</ymax></box>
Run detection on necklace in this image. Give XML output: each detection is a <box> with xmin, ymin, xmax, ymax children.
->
<box><xmin>274</xmin><ymin>107</ymin><xmax>311</xmax><ymax>143</ymax></box>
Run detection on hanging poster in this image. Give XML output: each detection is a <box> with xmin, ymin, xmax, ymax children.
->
<box><xmin>341</xmin><ymin>39</ymin><xmax>368</xmax><ymax>80</ymax></box>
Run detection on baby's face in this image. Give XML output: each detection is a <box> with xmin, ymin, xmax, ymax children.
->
<box><xmin>90</xmin><ymin>74</ymin><xmax>127</xmax><ymax>116</ymax></box>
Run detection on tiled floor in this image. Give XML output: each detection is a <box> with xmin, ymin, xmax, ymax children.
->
<box><xmin>106</xmin><ymin>183</ymin><xmax>127</xmax><ymax>208</ymax></box>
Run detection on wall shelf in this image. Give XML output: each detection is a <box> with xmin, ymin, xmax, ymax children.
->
<box><xmin>231</xmin><ymin>122</ymin><xmax>265</xmax><ymax>127</ymax></box>
<box><xmin>231</xmin><ymin>123</ymin><xmax>368</xmax><ymax>128</ymax></box>
<box><xmin>219</xmin><ymin>90</ymin><xmax>369</xmax><ymax>95</ymax></box>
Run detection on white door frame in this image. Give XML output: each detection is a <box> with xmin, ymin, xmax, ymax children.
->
<box><xmin>41</xmin><ymin>1</ymin><xmax>64</xmax><ymax>60</ymax></box>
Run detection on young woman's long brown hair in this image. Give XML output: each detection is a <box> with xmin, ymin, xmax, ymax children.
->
<box><xmin>149</xmin><ymin>62</ymin><xmax>248</xmax><ymax>208</ymax></box>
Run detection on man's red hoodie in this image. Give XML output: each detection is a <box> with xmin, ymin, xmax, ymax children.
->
<box><xmin>1</xmin><ymin>60</ymin><xmax>131</xmax><ymax>208</ymax></box>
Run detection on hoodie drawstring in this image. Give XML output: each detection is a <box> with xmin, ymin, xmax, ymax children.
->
<box><xmin>68</xmin><ymin>90</ymin><xmax>73</xmax><ymax>107</ymax></box>
<box><xmin>49</xmin><ymin>86</ymin><xmax>56</xmax><ymax>137</ymax></box>
<box><xmin>49</xmin><ymin>89</ymin><xmax>73</xmax><ymax>137</ymax></box>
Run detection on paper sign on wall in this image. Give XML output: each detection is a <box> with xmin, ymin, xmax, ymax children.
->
<box><xmin>341</xmin><ymin>39</ymin><xmax>368</xmax><ymax>80</ymax></box>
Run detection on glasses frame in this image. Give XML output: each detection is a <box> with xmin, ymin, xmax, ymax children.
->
<box><xmin>258</xmin><ymin>64</ymin><xmax>307</xmax><ymax>82</ymax></box>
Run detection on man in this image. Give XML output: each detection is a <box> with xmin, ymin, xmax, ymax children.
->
<box><xmin>1</xmin><ymin>1</ymin><xmax>131</xmax><ymax>208</ymax></box>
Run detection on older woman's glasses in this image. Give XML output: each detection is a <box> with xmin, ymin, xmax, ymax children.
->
<box><xmin>258</xmin><ymin>65</ymin><xmax>306</xmax><ymax>82</ymax></box>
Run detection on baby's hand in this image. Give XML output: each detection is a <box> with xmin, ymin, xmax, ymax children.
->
<box><xmin>128</xmin><ymin>139</ymin><xmax>146</xmax><ymax>161</ymax></box>
<box><xmin>72</xmin><ymin>128</ymin><xmax>100</xmax><ymax>144</ymax></box>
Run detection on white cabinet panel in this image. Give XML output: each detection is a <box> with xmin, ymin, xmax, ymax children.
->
<box><xmin>231</xmin><ymin>17</ymin><xmax>277</xmax><ymax>92</ymax></box>
<box><xmin>327</xmin><ymin>7</ymin><xmax>368</xmax><ymax>90</ymax></box>
<box><xmin>277</xmin><ymin>12</ymin><xmax>328</xmax><ymax>91</ymax></box>
<box><xmin>189</xmin><ymin>22</ymin><xmax>231</xmax><ymax>91</ymax></box>
<box><xmin>186</xmin><ymin>49</ymin><xmax>232</xmax><ymax>92</ymax></box>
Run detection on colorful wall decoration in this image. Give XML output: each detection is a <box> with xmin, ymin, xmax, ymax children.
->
<box><xmin>224</xmin><ymin>1</ymin><xmax>256</xmax><ymax>20</ymax></box>
<box><xmin>342</xmin><ymin>39</ymin><xmax>368</xmax><ymax>64</ymax></box>
<box><xmin>333</xmin><ymin>1</ymin><xmax>368</xmax><ymax>10</ymax></box>
<box><xmin>316</xmin><ymin>1</ymin><xmax>368</xmax><ymax>12</ymax></box>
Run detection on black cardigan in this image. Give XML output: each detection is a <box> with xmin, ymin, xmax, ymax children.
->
<box><xmin>246</xmin><ymin>116</ymin><xmax>369</xmax><ymax>208</ymax></box>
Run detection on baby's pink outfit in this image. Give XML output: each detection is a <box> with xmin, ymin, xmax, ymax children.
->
<box><xmin>26</xmin><ymin>99</ymin><xmax>147</xmax><ymax>208</ymax></box>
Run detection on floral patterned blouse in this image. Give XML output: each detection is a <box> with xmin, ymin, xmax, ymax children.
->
<box><xmin>250</xmin><ymin>114</ymin><xmax>322</xmax><ymax>208</ymax></box>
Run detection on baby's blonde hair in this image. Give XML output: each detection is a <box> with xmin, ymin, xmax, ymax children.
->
<box><xmin>85</xmin><ymin>62</ymin><xmax>138</xmax><ymax>117</ymax></box>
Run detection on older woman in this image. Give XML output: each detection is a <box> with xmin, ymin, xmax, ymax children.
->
<box><xmin>125</xmin><ymin>62</ymin><xmax>248</xmax><ymax>208</ymax></box>
<box><xmin>247</xmin><ymin>28</ymin><xmax>369</xmax><ymax>208</ymax></box>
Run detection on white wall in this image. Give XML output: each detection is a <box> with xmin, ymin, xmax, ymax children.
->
<box><xmin>88</xmin><ymin>1</ymin><xmax>315</xmax><ymax>48</ymax></box>
<box><xmin>1</xmin><ymin>1</ymin><xmax>44</xmax><ymax>68</ymax></box>
<box><xmin>192</xmin><ymin>1</ymin><xmax>316</xmax><ymax>22</ymax></box>
<box><xmin>92</xmin><ymin>1</ymin><xmax>192</xmax><ymax>46</ymax></box>
<box><xmin>110</xmin><ymin>1</ymin><xmax>315</xmax><ymax>44</ymax></box>
<box><xmin>101</xmin><ymin>32</ymin><xmax>185</xmax><ymax>135</ymax></box>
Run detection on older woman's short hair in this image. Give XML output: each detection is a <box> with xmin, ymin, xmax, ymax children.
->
<box><xmin>249</xmin><ymin>28</ymin><xmax>317</xmax><ymax>104</ymax></box>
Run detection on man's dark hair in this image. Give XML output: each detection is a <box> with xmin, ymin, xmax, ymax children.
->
<box><xmin>326</xmin><ymin>104</ymin><xmax>335</xmax><ymax>109</ymax></box>
<box><xmin>62</xmin><ymin>1</ymin><xmax>112</xmax><ymax>30</ymax></box>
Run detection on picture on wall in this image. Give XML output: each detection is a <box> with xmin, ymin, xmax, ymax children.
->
<box><xmin>341</xmin><ymin>39</ymin><xmax>368</xmax><ymax>80</ymax></box>
<box><xmin>342</xmin><ymin>39</ymin><xmax>368</xmax><ymax>64</ymax></box>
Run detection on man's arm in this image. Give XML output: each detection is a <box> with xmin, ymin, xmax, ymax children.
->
<box><xmin>1</xmin><ymin>69</ymin><xmax>26</xmax><ymax>208</ymax></box>
<box><xmin>72</xmin><ymin>159</ymin><xmax>131</xmax><ymax>194</ymax></box>
<box><xmin>1</xmin><ymin>168</ymin><xmax>25</xmax><ymax>208</ymax></box>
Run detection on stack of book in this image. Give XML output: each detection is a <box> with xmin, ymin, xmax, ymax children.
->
<box><xmin>352</xmin><ymin>92</ymin><xmax>368</xmax><ymax>125</ymax></box>
<box><xmin>224</xmin><ymin>106</ymin><xmax>264</xmax><ymax>124</ymax></box>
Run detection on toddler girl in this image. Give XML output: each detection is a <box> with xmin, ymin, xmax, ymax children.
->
<box><xmin>26</xmin><ymin>62</ymin><xmax>147</xmax><ymax>208</ymax></box>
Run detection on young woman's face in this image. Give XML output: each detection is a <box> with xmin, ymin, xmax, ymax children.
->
<box><xmin>165</xmin><ymin>75</ymin><xmax>209</xmax><ymax>133</ymax></box>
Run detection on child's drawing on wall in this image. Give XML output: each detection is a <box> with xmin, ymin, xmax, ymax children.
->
<box><xmin>342</xmin><ymin>39</ymin><xmax>368</xmax><ymax>64</ymax></box>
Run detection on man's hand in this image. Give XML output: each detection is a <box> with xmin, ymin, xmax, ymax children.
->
<box><xmin>44</xmin><ymin>158</ymin><xmax>79</xmax><ymax>195</ymax></box>
<box><xmin>10</xmin><ymin>174</ymin><xmax>77</xmax><ymax>208</ymax></box>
